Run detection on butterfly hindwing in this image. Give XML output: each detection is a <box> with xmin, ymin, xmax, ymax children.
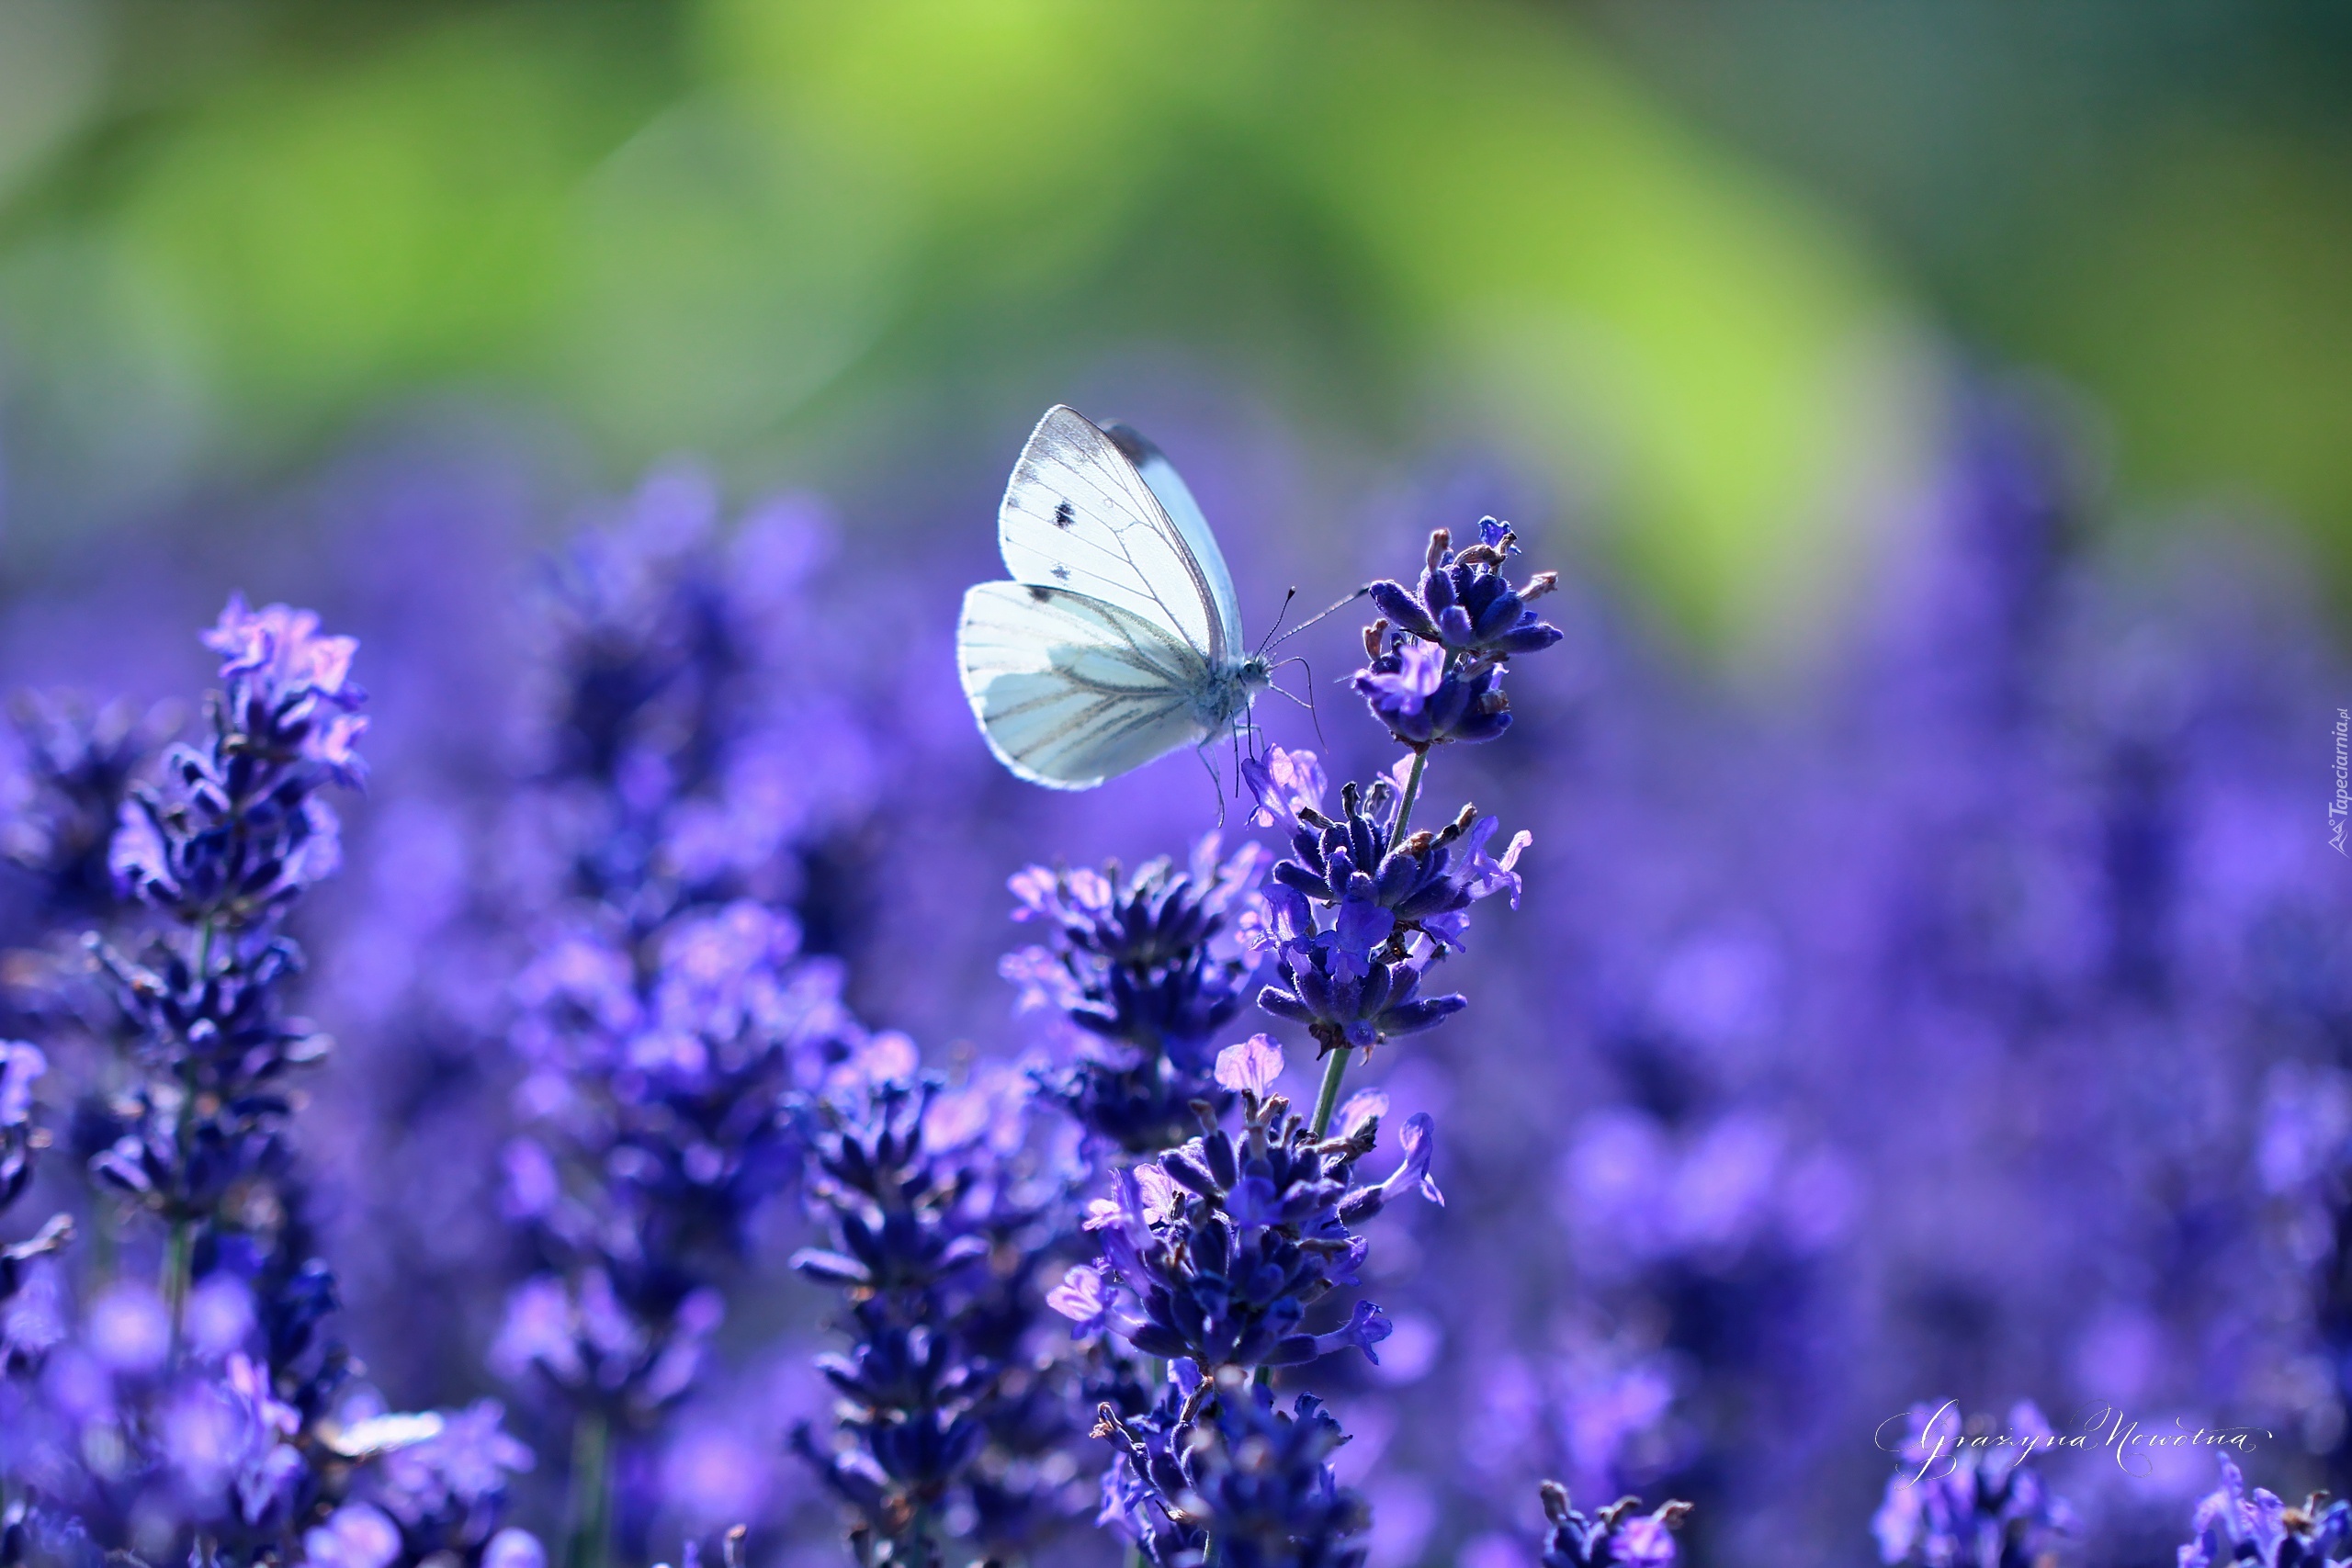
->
<box><xmin>956</xmin><ymin>581</ymin><xmax>1213</xmax><ymax>790</ymax></box>
<box><xmin>998</xmin><ymin>405</ymin><xmax>1233</xmax><ymax>666</ymax></box>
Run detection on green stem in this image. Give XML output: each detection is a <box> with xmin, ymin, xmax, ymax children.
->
<box><xmin>164</xmin><ymin>918</ymin><xmax>218</xmax><ymax>1349</ymax></box>
<box><xmin>1308</xmin><ymin>1042</ymin><xmax>1351</xmax><ymax>1140</ymax></box>
<box><xmin>162</xmin><ymin>1048</ymin><xmax>198</xmax><ymax>1344</ymax></box>
<box><xmin>161</xmin><ymin>1222</ymin><xmax>194</xmax><ymax>1341</ymax></box>
<box><xmin>90</xmin><ymin>1201</ymin><xmax>119</xmax><ymax>1282</ymax></box>
<box><xmin>1391</xmin><ymin>748</ymin><xmax>1429</xmax><ymax>840</ymax></box>
<box><xmin>566</xmin><ymin>1410</ymin><xmax>613</xmax><ymax>1568</ymax></box>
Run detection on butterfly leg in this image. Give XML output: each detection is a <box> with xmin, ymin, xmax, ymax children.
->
<box><xmin>1197</xmin><ymin>736</ymin><xmax>1228</xmax><ymax>829</ymax></box>
<box><xmin>1262</xmin><ymin>654</ymin><xmax>1326</xmax><ymax>750</ymax></box>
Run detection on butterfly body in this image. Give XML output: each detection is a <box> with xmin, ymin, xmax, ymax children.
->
<box><xmin>957</xmin><ymin>405</ymin><xmax>1268</xmax><ymax>790</ymax></box>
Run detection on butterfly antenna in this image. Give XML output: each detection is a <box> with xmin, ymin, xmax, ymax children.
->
<box><xmin>1272</xmin><ymin>584</ymin><xmax>1371</xmax><ymax>649</ymax></box>
<box><xmin>1254</xmin><ymin>588</ymin><xmax>1301</xmax><ymax>660</ymax></box>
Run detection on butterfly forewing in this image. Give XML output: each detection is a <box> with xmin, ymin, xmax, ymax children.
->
<box><xmin>1102</xmin><ymin>419</ymin><xmax>1246</xmax><ymax>659</ymax></box>
<box><xmin>998</xmin><ymin>405</ymin><xmax>1233</xmax><ymax>666</ymax></box>
<box><xmin>957</xmin><ymin>581</ymin><xmax>1213</xmax><ymax>789</ymax></box>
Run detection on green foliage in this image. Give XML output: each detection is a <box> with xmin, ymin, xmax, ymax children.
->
<box><xmin>1</xmin><ymin>1</ymin><xmax>2342</xmax><ymax>651</ymax></box>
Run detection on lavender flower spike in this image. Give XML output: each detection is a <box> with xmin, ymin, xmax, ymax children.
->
<box><xmin>1538</xmin><ymin>1481</ymin><xmax>1692</xmax><ymax>1568</ymax></box>
<box><xmin>26</xmin><ymin>599</ymin><xmax>540</xmax><ymax>1568</ymax></box>
<box><xmin>2177</xmin><ymin>1455</ymin><xmax>2351</xmax><ymax>1568</ymax></box>
<box><xmin>1352</xmin><ymin>520</ymin><xmax>1564</xmax><ymax>748</ymax></box>
<box><xmin>1094</xmin><ymin>1367</ymin><xmax>1371</xmax><ymax>1568</ymax></box>
<box><xmin>1</xmin><ymin>1039</ymin><xmax>71</xmax><ymax>1325</ymax></box>
<box><xmin>1268</xmin><ymin>773</ymin><xmax>1530</xmax><ymax>957</ymax></box>
<box><xmin>0</xmin><ymin>1040</ymin><xmax>46</xmax><ymax>1208</ymax></box>
<box><xmin>789</xmin><ymin>1055</ymin><xmax>1072</xmax><ymax>1565</ymax></box>
<box><xmin>1255</xmin><ymin>885</ymin><xmax>1467</xmax><ymax>1055</ymax></box>
<box><xmin>200</xmin><ymin>594</ymin><xmax>370</xmax><ymax>786</ymax></box>
<box><xmin>1067</xmin><ymin>1062</ymin><xmax>1417</xmax><ymax>1372</ymax></box>
<box><xmin>93</xmin><ymin>595</ymin><xmax>370</xmax><ymax>1297</ymax></box>
<box><xmin>1012</xmin><ymin>833</ymin><xmax>1272</xmax><ymax>1152</ymax></box>
<box><xmin>1872</xmin><ymin>1400</ymin><xmax>2074</xmax><ymax>1568</ymax></box>
<box><xmin>1366</xmin><ymin>519</ymin><xmax>1565</xmax><ymax>660</ymax></box>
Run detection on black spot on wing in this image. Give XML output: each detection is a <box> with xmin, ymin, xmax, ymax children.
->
<box><xmin>1026</xmin><ymin>585</ymin><xmax>1052</xmax><ymax>603</ymax></box>
<box><xmin>1050</xmin><ymin>564</ymin><xmax>1070</xmax><ymax>581</ymax></box>
<box><xmin>1053</xmin><ymin>499</ymin><xmax>1075</xmax><ymax>528</ymax></box>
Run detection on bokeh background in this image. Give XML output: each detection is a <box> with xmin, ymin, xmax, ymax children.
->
<box><xmin>2</xmin><ymin>4</ymin><xmax>2349</xmax><ymax>1567</ymax></box>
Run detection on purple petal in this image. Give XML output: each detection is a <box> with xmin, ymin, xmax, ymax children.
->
<box><xmin>1215</xmin><ymin>1034</ymin><xmax>1285</xmax><ymax>1096</ymax></box>
<box><xmin>1046</xmin><ymin>1265</ymin><xmax>1110</xmax><ymax>1333</ymax></box>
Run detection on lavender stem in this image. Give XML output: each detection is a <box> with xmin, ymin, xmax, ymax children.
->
<box><xmin>1392</xmin><ymin>745</ymin><xmax>1429</xmax><ymax>840</ymax></box>
<box><xmin>565</xmin><ymin>1410</ymin><xmax>612</xmax><ymax>1568</ymax></box>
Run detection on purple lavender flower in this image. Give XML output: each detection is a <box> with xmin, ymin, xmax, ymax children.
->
<box><xmin>1366</xmin><ymin>521</ymin><xmax>1564</xmax><ymax>660</ymax></box>
<box><xmin>1243</xmin><ymin>746</ymin><xmax>1330</xmax><ymax>831</ymax></box>
<box><xmin>490</xmin><ymin>1268</ymin><xmax>726</xmax><ymax>1424</ymax></box>
<box><xmin>166</xmin><ymin>1351</ymin><xmax>309</xmax><ymax>1530</ymax></box>
<box><xmin>1055</xmin><ymin>1040</ymin><xmax>1434</xmax><ymax>1371</ymax></box>
<box><xmin>198</xmin><ymin>596</ymin><xmax>370</xmax><ymax>784</ymax></box>
<box><xmin>1264</xmin><ymin>770</ymin><xmax>1530</xmax><ymax>959</ymax></box>
<box><xmin>0</xmin><ymin>691</ymin><xmax>173</xmax><ymax>928</ymax></box>
<box><xmin>1351</xmin><ymin>522</ymin><xmax>1562</xmax><ymax>750</ymax></box>
<box><xmin>1253</xmin><ymin>884</ymin><xmax>1466</xmax><ymax>1056</ymax></box>
<box><xmin>494</xmin><ymin>899</ymin><xmax>872</xmax><ymax>1487</ymax></box>
<box><xmin>0</xmin><ymin>1040</ymin><xmax>46</xmax><ymax>1211</ymax></box>
<box><xmin>303</xmin><ymin>1502</ymin><xmax>406</xmax><ymax>1568</ymax></box>
<box><xmin>507</xmin><ymin>901</ymin><xmax>849</xmax><ymax>1271</ymax></box>
<box><xmin>1871</xmin><ymin>1401</ymin><xmax>2073</xmax><ymax>1568</ymax></box>
<box><xmin>1040</xmin><ymin>516</ymin><xmax>1555</xmax><ymax>1568</ymax></box>
<box><xmin>1009</xmin><ymin>834</ymin><xmax>1271</xmax><ymax>1152</ymax></box>
<box><xmin>1216</xmin><ymin>1035</ymin><xmax>1286</xmax><ymax>1099</ymax></box>
<box><xmin>1238</xmin><ymin>739</ymin><xmax>1532</xmax><ymax>1162</ymax></box>
<box><xmin>0</xmin><ymin>1039</ymin><xmax>71</xmax><ymax>1354</ymax></box>
<box><xmin>1091</xmin><ymin>1363</ymin><xmax>1215</xmax><ymax>1567</ymax></box>
<box><xmin>2176</xmin><ymin>1455</ymin><xmax>2350</xmax><ymax>1568</ymax></box>
<box><xmin>0</xmin><ymin>597</ymin><xmax>540</xmax><ymax>1568</ymax></box>
<box><xmin>1537</xmin><ymin>1482</ymin><xmax>1690</xmax><ymax>1568</ymax></box>
<box><xmin>786</xmin><ymin>1053</ymin><xmax>1075</xmax><ymax>1566</ymax></box>
<box><xmin>518</xmin><ymin>471</ymin><xmax>871</xmax><ymax>920</ymax></box>
<box><xmin>488</xmin><ymin>476</ymin><xmax>895</xmax><ymax>1568</ymax></box>
<box><xmin>84</xmin><ymin>597</ymin><xmax>367</xmax><ymax>1344</ymax></box>
<box><xmin>1352</xmin><ymin>640</ymin><xmax>1510</xmax><ymax>749</ymax></box>
<box><xmin>107</xmin><ymin>599</ymin><xmax>364</xmax><ymax>928</ymax></box>
<box><xmin>1095</xmin><ymin>1366</ymin><xmax>1372</xmax><ymax>1568</ymax></box>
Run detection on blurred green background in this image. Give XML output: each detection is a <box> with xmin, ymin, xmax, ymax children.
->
<box><xmin>1</xmin><ymin>0</ymin><xmax>2346</xmax><ymax>663</ymax></box>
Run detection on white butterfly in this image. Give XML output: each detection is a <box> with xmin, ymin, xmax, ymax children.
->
<box><xmin>957</xmin><ymin>405</ymin><xmax>1272</xmax><ymax>790</ymax></box>
<box><xmin>318</xmin><ymin>1409</ymin><xmax>447</xmax><ymax>1460</ymax></box>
